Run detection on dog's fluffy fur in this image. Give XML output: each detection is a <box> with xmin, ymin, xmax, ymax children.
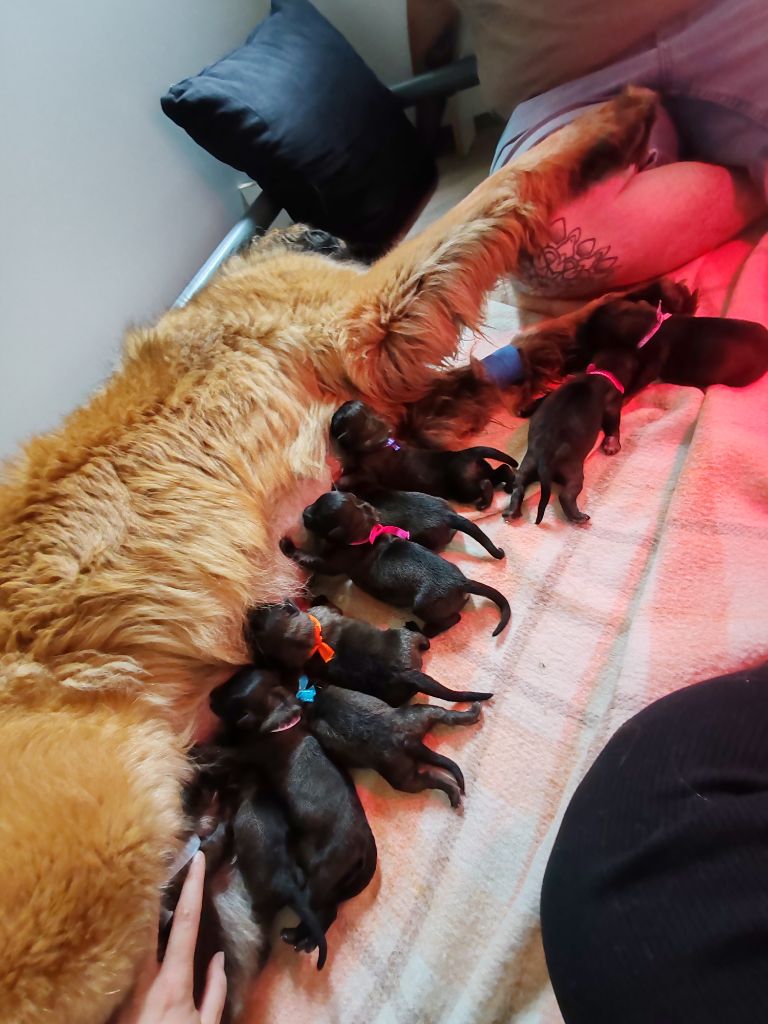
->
<box><xmin>0</xmin><ymin>88</ymin><xmax>657</xmax><ymax>1023</ymax></box>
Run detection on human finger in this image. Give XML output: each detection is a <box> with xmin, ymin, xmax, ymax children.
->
<box><xmin>162</xmin><ymin>850</ymin><xmax>205</xmax><ymax>990</ymax></box>
<box><xmin>199</xmin><ymin>951</ymin><xmax>227</xmax><ymax>1024</ymax></box>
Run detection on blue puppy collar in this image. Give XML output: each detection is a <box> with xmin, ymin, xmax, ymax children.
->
<box><xmin>480</xmin><ymin>345</ymin><xmax>525</xmax><ymax>388</ymax></box>
<box><xmin>296</xmin><ymin>675</ymin><xmax>317</xmax><ymax>703</ymax></box>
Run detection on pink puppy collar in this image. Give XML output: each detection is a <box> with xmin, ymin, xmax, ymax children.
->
<box><xmin>587</xmin><ymin>364</ymin><xmax>625</xmax><ymax>394</ymax></box>
<box><xmin>350</xmin><ymin>523</ymin><xmax>410</xmax><ymax>545</ymax></box>
<box><xmin>637</xmin><ymin>301</ymin><xmax>672</xmax><ymax>349</ymax></box>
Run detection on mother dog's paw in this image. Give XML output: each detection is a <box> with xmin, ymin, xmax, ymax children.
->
<box><xmin>574</xmin><ymin>85</ymin><xmax>659</xmax><ymax>191</ymax></box>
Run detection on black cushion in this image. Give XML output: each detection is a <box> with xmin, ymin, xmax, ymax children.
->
<box><xmin>161</xmin><ymin>0</ymin><xmax>436</xmax><ymax>258</ymax></box>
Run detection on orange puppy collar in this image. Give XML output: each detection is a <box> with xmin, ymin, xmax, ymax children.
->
<box><xmin>307</xmin><ymin>613</ymin><xmax>335</xmax><ymax>662</ymax></box>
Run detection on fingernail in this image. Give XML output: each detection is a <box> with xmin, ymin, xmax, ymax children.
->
<box><xmin>214</xmin><ymin>950</ymin><xmax>226</xmax><ymax>969</ymax></box>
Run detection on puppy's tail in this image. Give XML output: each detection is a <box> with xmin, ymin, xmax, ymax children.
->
<box><xmin>289</xmin><ymin>894</ymin><xmax>329</xmax><ymax>971</ymax></box>
<box><xmin>535</xmin><ymin>470</ymin><xmax>552</xmax><ymax>525</ymax></box>
<box><xmin>470</xmin><ymin>446</ymin><xmax>519</xmax><ymax>469</ymax></box>
<box><xmin>448</xmin><ymin>513</ymin><xmax>505</xmax><ymax>560</ymax></box>
<box><xmin>464</xmin><ymin>581</ymin><xmax>511</xmax><ymax>637</ymax></box>
<box><xmin>400</xmin><ymin>669</ymin><xmax>493</xmax><ymax>703</ymax></box>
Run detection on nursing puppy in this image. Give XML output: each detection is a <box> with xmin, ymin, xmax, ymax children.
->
<box><xmin>331</xmin><ymin>400</ymin><xmax>518</xmax><ymax>509</ymax></box>
<box><xmin>161</xmin><ymin>774</ymin><xmax>262</xmax><ymax>1024</ymax></box>
<box><xmin>233</xmin><ymin>789</ymin><xmax>328</xmax><ymax>969</ymax></box>
<box><xmin>505</xmin><ymin>347</ymin><xmax>638</xmax><ymax>524</ymax></box>
<box><xmin>305</xmin><ymin>488</ymin><xmax>505</xmax><ymax>559</ymax></box>
<box><xmin>577</xmin><ymin>292</ymin><xmax>767</xmax><ymax>392</ymax></box>
<box><xmin>304</xmin><ymin>685</ymin><xmax>482</xmax><ymax>808</ymax></box>
<box><xmin>210</xmin><ymin>669</ymin><xmax>376</xmax><ymax>959</ymax></box>
<box><xmin>281</xmin><ymin>495</ymin><xmax>511</xmax><ymax>636</ymax></box>
<box><xmin>244</xmin><ymin>603</ymin><xmax>493</xmax><ymax>705</ymax></box>
<box><xmin>160</xmin><ymin>823</ymin><xmax>234</xmax><ymax>1023</ymax></box>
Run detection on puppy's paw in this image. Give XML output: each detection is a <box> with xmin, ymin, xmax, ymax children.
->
<box><xmin>601</xmin><ymin>436</ymin><xmax>621</xmax><ymax>456</ymax></box>
<box><xmin>279</xmin><ymin>536</ymin><xmax>296</xmax><ymax>557</ymax></box>
<box><xmin>466</xmin><ymin>702</ymin><xmax>483</xmax><ymax>723</ymax></box>
<box><xmin>447</xmin><ymin>786</ymin><xmax>462</xmax><ymax>810</ymax></box>
<box><xmin>502</xmin><ymin>506</ymin><xmax>522</xmax><ymax>521</ymax></box>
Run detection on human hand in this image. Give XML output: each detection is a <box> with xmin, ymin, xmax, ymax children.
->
<box><xmin>115</xmin><ymin>851</ymin><xmax>227</xmax><ymax>1024</ymax></box>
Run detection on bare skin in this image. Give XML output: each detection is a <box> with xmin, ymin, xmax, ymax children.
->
<box><xmin>114</xmin><ymin>852</ymin><xmax>227</xmax><ymax>1024</ymax></box>
<box><xmin>518</xmin><ymin>162</ymin><xmax>767</xmax><ymax>299</ymax></box>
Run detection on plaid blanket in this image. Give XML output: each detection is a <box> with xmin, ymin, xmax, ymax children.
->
<box><xmin>248</xmin><ymin>229</ymin><xmax>768</xmax><ymax>1024</ymax></box>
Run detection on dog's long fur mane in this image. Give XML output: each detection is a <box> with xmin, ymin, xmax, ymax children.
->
<box><xmin>0</xmin><ymin>88</ymin><xmax>657</xmax><ymax>1023</ymax></box>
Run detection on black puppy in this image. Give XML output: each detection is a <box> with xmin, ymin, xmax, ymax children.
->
<box><xmin>281</xmin><ymin>495</ymin><xmax>511</xmax><ymax>636</ymax></box>
<box><xmin>305</xmin><ymin>488</ymin><xmax>504</xmax><ymax>560</ymax></box>
<box><xmin>233</xmin><ymin>788</ymin><xmax>328</xmax><ymax>969</ymax></box>
<box><xmin>303</xmin><ymin>685</ymin><xmax>481</xmax><ymax>808</ymax></box>
<box><xmin>243</xmin><ymin>603</ymin><xmax>493</xmax><ymax>705</ymax></box>
<box><xmin>161</xmin><ymin>768</ymin><xmax>257</xmax><ymax>1024</ymax></box>
<box><xmin>210</xmin><ymin>669</ymin><xmax>377</xmax><ymax>959</ymax></box>
<box><xmin>578</xmin><ymin>294</ymin><xmax>768</xmax><ymax>391</ymax></box>
<box><xmin>331</xmin><ymin>400</ymin><xmax>518</xmax><ymax>509</ymax></box>
<box><xmin>505</xmin><ymin>346</ymin><xmax>638</xmax><ymax>524</ymax></box>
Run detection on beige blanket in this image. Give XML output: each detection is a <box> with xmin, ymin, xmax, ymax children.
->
<box><xmin>248</xmin><ymin>231</ymin><xmax>768</xmax><ymax>1024</ymax></box>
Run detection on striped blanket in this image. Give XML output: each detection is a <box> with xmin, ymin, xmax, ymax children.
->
<box><xmin>247</xmin><ymin>229</ymin><xmax>768</xmax><ymax>1024</ymax></box>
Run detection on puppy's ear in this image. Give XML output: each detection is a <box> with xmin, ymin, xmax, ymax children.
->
<box><xmin>327</xmin><ymin>525</ymin><xmax>347</xmax><ymax>542</ymax></box>
<box><xmin>236</xmin><ymin>710</ymin><xmax>260</xmax><ymax>730</ymax></box>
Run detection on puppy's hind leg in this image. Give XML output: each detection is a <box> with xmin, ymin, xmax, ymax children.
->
<box><xmin>600</xmin><ymin>401</ymin><xmax>623</xmax><ymax>456</ymax></box>
<box><xmin>397</xmin><ymin>766</ymin><xmax>463</xmax><ymax>808</ymax></box>
<box><xmin>559</xmin><ymin>466</ymin><xmax>590</xmax><ymax>523</ymax></box>
<box><xmin>503</xmin><ymin>451</ymin><xmax>537</xmax><ymax>519</ymax></box>
<box><xmin>402</xmin><ymin>701</ymin><xmax>482</xmax><ymax>735</ymax></box>
<box><xmin>491</xmin><ymin>464</ymin><xmax>516</xmax><ymax>493</ymax></box>
<box><xmin>417</xmin><ymin>746</ymin><xmax>466</xmax><ymax>794</ymax></box>
<box><xmin>422</xmin><ymin>613</ymin><xmax>463</xmax><ymax>638</ymax></box>
<box><xmin>476</xmin><ymin>478</ymin><xmax>495</xmax><ymax>510</ymax></box>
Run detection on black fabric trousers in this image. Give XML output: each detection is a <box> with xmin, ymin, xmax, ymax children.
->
<box><xmin>541</xmin><ymin>663</ymin><xmax>768</xmax><ymax>1024</ymax></box>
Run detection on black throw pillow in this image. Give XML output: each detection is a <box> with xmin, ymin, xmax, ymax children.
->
<box><xmin>161</xmin><ymin>0</ymin><xmax>436</xmax><ymax>258</ymax></box>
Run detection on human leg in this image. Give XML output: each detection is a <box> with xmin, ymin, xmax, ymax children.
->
<box><xmin>492</xmin><ymin>0</ymin><xmax>768</xmax><ymax>299</ymax></box>
<box><xmin>541</xmin><ymin>662</ymin><xmax>768</xmax><ymax>1024</ymax></box>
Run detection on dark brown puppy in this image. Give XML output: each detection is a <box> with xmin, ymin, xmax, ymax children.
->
<box><xmin>576</xmin><ymin>290</ymin><xmax>767</xmax><ymax>392</ymax></box>
<box><xmin>281</xmin><ymin>495</ymin><xmax>511</xmax><ymax>636</ymax></box>
<box><xmin>303</xmin><ymin>684</ymin><xmax>482</xmax><ymax>808</ymax></box>
<box><xmin>160</xmin><ymin>780</ymin><xmax>241</xmax><ymax>1024</ymax></box>
<box><xmin>505</xmin><ymin>347</ymin><xmax>638</xmax><ymax>524</ymax></box>
<box><xmin>305</xmin><ymin>488</ymin><xmax>505</xmax><ymax>559</ymax></box>
<box><xmin>210</xmin><ymin>669</ymin><xmax>377</xmax><ymax>960</ymax></box>
<box><xmin>657</xmin><ymin>316</ymin><xmax>768</xmax><ymax>388</ymax></box>
<box><xmin>243</xmin><ymin>603</ymin><xmax>493</xmax><ymax>705</ymax></box>
<box><xmin>233</xmin><ymin>788</ymin><xmax>328</xmax><ymax>969</ymax></box>
<box><xmin>331</xmin><ymin>400</ymin><xmax>518</xmax><ymax>509</ymax></box>
<box><xmin>160</xmin><ymin>825</ymin><xmax>233</xmax><ymax>1022</ymax></box>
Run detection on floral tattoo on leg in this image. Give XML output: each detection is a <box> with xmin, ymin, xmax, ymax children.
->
<box><xmin>518</xmin><ymin>218</ymin><xmax>619</xmax><ymax>294</ymax></box>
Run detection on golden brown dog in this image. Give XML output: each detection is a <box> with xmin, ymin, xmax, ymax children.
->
<box><xmin>0</xmin><ymin>87</ymin><xmax>656</xmax><ymax>1023</ymax></box>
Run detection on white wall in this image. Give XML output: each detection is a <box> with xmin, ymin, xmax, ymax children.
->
<box><xmin>0</xmin><ymin>0</ymin><xmax>418</xmax><ymax>460</ymax></box>
<box><xmin>0</xmin><ymin>0</ymin><xmax>271</xmax><ymax>459</ymax></box>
